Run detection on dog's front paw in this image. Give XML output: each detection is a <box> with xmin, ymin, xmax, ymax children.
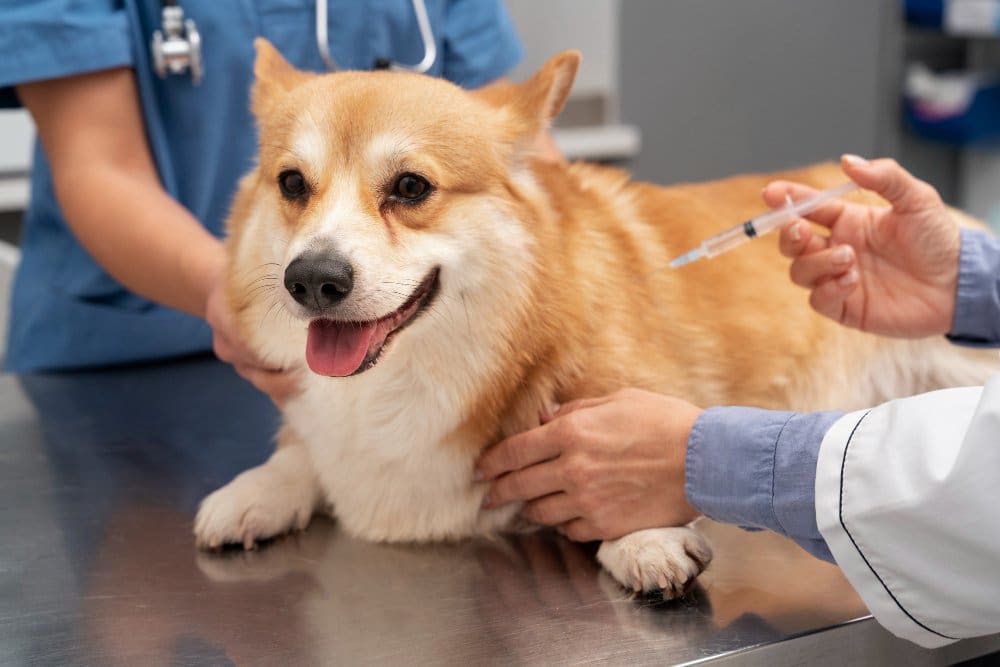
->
<box><xmin>194</xmin><ymin>462</ymin><xmax>319</xmax><ymax>550</ymax></box>
<box><xmin>596</xmin><ymin>527</ymin><xmax>712</xmax><ymax>598</ymax></box>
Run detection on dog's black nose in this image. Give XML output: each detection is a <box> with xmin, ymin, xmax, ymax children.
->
<box><xmin>284</xmin><ymin>253</ymin><xmax>354</xmax><ymax>308</ymax></box>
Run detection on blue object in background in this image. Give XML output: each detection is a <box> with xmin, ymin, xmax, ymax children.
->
<box><xmin>905</xmin><ymin>81</ymin><xmax>1000</xmax><ymax>145</ymax></box>
<box><xmin>905</xmin><ymin>64</ymin><xmax>1000</xmax><ymax>146</ymax></box>
<box><xmin>905</xmin><ymin>0</ymin><xmax>945</xmax><ymax>28</ymax></box>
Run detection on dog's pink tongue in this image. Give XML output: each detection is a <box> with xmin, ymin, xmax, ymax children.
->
<box><xmin>306</xmin><ymin>320</ymin><xmax>376</xmax><ymax>376</ymax></box>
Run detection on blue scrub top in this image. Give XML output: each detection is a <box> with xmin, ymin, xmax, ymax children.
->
<box><xmin>0</xmin><ymin>0</ymin><xmax>522</xmax><ymax>372</ymax></box>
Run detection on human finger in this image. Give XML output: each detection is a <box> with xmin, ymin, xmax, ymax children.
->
<box><xmin>520</xmin><ymin>493</ymin><xmax>579</xmax><ymax>527</ymax></box>
<box><xmin>762</xmin><ymin>180</ymin><xmax>847</xmax><ymax>229</ymax></box>
<box><xmin>558</xmin><ymin>518</ymin><xmax>600</xmax><ymax>543</ymax></box>
<box><xmin>214</xmin><ymin>330</ymin><xmax>283</xmax><ymax>374</ymax></box>
<box><xmin>484</xmin><ymin>460</ymin><xmax>564</xmax><ymax>508</ymax></box>
<box><xmin>840</xmin><ymin>154</ymin><xmax>941</xmax><ymax>214</ymax></box>
<box><xmin>788</xmin><ymin>244</ymin><xmax>856</xmax><ymax>288</ymax></box>
<box><xmin>236</xmin><ymin>365</ymin><xmax>299</xmax><ymax>406</ymax></box>
<box><xmin>808</xmin><ymin>272</ymin><xmax>860</xmax><ymax>325</ymax></box>
<box><xmin>476</xmin><ymin>423</ymin><xmax>563</xmax><ymax>481</ymax></box>
<box><xmin>778</xmin><ymin>220</ymin><xmax>828</xmax><ymax>259</ymax></box>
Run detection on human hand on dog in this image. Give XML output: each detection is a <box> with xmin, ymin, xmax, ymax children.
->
<box><xmin>206</xmin><ymin>279</ymin><xmax>299</xmax><ymax>406</ymax></box>
<box><xmin>476</xmin><ymin>388</ymin><xmax>702</xmax><ymax>542</ymax></box>
<box><xmin>765</xmin><ymin>154</ymin><xmax>961</xmax><ymax>338</ymax></box>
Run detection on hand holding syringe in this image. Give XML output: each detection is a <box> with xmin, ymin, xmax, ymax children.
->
<box><xmin>669</xmin><ymin>182</ymin><xmax>860</xmax><ymax>269</ymax></box>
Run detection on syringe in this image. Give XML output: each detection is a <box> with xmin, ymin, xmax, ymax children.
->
<box><xmin>669</xmin><ymin>182</ymin><xmax>860</xmax><ymax>269</ymax></box>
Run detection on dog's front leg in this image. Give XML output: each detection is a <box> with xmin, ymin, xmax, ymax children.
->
<box><xmin>194</xmin><ymin>427</ymin><xmax>323</xmax><ymax>550</ymax></box>
<box><xmin>596</xmin><ymin>526</ymin><xmax>713</xmax><ymax>598</ymax></box>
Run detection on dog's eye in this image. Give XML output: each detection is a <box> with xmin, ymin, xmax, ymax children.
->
<box><xmin>278</xmin><ymin>170</ymin><xmax>309</xmax><ymax>200</ymax></box>
<box><xmin>392</xmin><ymin>173</ymin><xmax>431</xmax><ymax>202</ymax></box>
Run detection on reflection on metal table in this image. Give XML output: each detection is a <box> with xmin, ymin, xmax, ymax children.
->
<box><xmin>2</xmin><ymin>357</ymin><xmax>998</xmax><ymax>666</ymax></box>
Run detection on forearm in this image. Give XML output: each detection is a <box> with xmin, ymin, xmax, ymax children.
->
<box><xmin>18</xmin><ymin>68</ymin><xmax>222</xmax><ymax>318</ymax></box>
<box><xmin>54</xmin><ymin>164</ymin><xmax>224</xmax><ymax>317</ymax></box>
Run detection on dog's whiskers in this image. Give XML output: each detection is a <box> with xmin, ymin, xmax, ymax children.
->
<box><xmin>461</xmin><ymin>291</ymin><xmax>472</xmax><ymax>334</ymax></box>
<box><xmin>247</xmin><ymin>285</ymin><xmax>279</xmax><ymax>301</ymax></box>
<box><xmin>260</xmin><ymin>298</ymin><xmax>284</xmax><ymax>328</ymax></box>
<box><xmin>246</xmin><ymin>274</ymin><xmax>279</xmax><ymax>288</ymax></box>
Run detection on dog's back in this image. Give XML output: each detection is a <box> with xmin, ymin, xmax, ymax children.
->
<box><xmin>493</xmin><ymin>158</ymin><xmax>993</xmax><ymax>429</ymax></box>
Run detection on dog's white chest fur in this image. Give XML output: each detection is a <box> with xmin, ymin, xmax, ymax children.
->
<box><xmin>285</xmin><ymin>344</ymin><xmax>514</xmax><ymax>543</ymax></box>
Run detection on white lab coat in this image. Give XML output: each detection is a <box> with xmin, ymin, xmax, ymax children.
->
<box><xmin>816</xmin><ymin>374</ymin><xmax>1000</xmax><ymax>648</ymax></box>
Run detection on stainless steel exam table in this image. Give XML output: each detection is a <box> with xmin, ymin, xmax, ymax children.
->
<box><xmin>2</xmin><ymin>357</ymin><xmax>998</xmax><ymax>666</ymax></box>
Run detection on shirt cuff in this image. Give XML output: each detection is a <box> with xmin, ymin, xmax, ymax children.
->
<box><xmin>946</xmin><ymin>228</ymin><xmax>1000</xmax><ymax>347</ymax></box>
<box><xmin>686</xmin><ymin>406</ymin><xmax>842</xmax><ymax>560</ymax></box>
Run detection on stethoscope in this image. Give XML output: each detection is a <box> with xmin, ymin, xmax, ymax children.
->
<box><xmin>151</xmin><ymin>0</ymin><xmax>437</xmax><ymax>86</ymax></box>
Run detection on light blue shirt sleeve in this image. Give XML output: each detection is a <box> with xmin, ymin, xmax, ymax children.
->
<box><xmin>0</xmin><ymin>1</ymin><xmax>133</xmax><ymax>108</ymax></box>
<box><xmin>440</xmin><ymin>0</ymin><xmax>523</xmax><ymax>88</ymax></box>
<box><xmin>686</xmin><ymin>407</ymin><xmax>843</xmax><ymax>561</ymax></box>
<box><xmin>946</xmin><ymin>228</ymin><xmax>1000</xmax><ymax>347</ymax></box>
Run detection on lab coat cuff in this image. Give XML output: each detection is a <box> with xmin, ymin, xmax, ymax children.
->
<box><xmin>815</xmin><ymin>409</ymin><xmax>955</xmax><ymax>649</ymax></box>
<box><xmin>946</xmin><ymin>228</ymin><xmax>1000</xmax><ymax>347</ymax></box>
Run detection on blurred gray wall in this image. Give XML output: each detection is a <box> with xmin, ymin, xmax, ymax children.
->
<box><xmin>616</xmin><ymin>0</ymin><xmax>975</xmax><ymax>205</ymax></box>
<box><xmin>619</xmin><ymin>0</ymin><xmax>897</xmax><ymax>184</ymax></box>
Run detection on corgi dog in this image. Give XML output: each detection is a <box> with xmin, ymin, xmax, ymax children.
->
<box><xmin>194</xmin><ymin>40</ymin><xmax>994</xmax><ymax>595</ymax></box>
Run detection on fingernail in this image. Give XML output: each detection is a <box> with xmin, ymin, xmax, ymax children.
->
<box><xmin>788</xmin><ymin>222</ymin><xmax>801</xmax><ymax>243</ymax></box>
<box><xmin>842</xmin><ymin>154</ymin><xmax>868</xmax><ymax>167</ymax></box>
<box><xmin>832</xmin><ymin>245</ymin><xmax>853</xmax><ymax>265</ymax></box>
<box><xmin>839</xmin><ymin>269</ymin><xmax>859</xmax><ymax>287</ymax></box>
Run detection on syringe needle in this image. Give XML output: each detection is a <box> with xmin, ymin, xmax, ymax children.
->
<box><xmin>668</xmin><ymin>248</ymin><xmax>705</xmax><ymax>269</ymax></box>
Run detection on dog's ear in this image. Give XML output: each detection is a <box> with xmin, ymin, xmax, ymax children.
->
<box><xmin>518</xmin><ymin>50</ymin><xmax>581</xmax><ymax>125</ymax></box>
<box><xmin>486</xmin><ymin>50</ymin><xmax>579</xmax><ymax>138</ymax></box>
<box><xmin>251</xmin><ymin>38</ymin><xmax>315</xmax><ymax>117</ymax></box>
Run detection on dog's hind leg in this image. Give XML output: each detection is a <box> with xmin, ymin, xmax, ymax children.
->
<box><xmin>194</xmin><ymin>426</ymin><xmax>323</xmax><ymax>550</ymax></box>
<box><xmin>596</xmin><ymin>526</ymin><xmax>713</xmax><ymax>598</ymax></box>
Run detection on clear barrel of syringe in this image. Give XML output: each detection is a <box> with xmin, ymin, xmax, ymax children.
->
<box><xmin>701</xmin><ymin>222</ymin><xmax>757</xmax><ymax>258</ymax></box>
<box><xmin>701</xmin><ymin>209</ymin><xmax>793</xmax><ymax>258</ymax></box>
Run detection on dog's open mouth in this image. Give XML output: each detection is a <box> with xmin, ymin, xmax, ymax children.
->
<box><xmin>305</xmin><ymin>268</ymin><xmax>440</xmax><ymax>377</ymax></box>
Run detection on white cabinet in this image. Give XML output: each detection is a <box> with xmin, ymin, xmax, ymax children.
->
<box><xmin>0</xmin><ymin>110</ymin><xmax>33</xmax><ymax>212</ymax></box>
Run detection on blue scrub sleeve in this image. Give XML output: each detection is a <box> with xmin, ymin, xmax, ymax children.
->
<box><xmin>947</xmin><ymin>228</ymin><xmax>1000</xmax><ymax>347</ymax></box>
<box><xmin>440</xmin><ymin>0</ymin><xmax>523</xmax><ymax>88</ymax></box>
<box><xmin>0</xmin><ymin>1</ymin><xmax>134</xmax><ymax>108</ymax></box>
<box><xmin>686</xmin><ymin>406</ymin><xmax>843</xmax><ymax>561</ymax></box>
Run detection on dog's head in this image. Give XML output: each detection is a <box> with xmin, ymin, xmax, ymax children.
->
<box><xmin>227</xmin><ymin>40</ymin><xmax>580</xmax><ymax>377</ymax></box>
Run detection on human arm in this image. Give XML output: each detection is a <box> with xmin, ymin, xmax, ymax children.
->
<box><xmin>18</xmin><ymin>68</ymin><xmax>219</xmax><ymax>317</ymax></box>
<box><xmin>18</xmin><ymin>69</ymin><xmax>296</xmax><ymax>402</ymax></box>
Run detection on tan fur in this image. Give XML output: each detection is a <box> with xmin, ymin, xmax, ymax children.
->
<box><xmin>198</xmin><ymin>44</ymin><xmax>997</xmax><ymax>594</ymax></box>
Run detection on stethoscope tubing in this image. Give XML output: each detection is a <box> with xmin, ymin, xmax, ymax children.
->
<box><xmin>315</xmin><ymin>0</ymin><xmax>437</xmax><ymax>73</ymax></box>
